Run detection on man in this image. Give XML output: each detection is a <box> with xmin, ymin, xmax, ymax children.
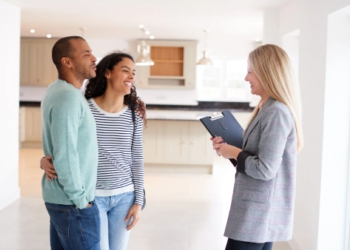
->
<box><xmin>41</xmin><ymin>36</ymin><xmax>100</xmax><ymax>250</ymax></box>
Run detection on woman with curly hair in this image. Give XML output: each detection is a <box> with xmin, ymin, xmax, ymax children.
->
<box><xmin>42</xmin><ymin>52</ymin><xmax>146</xmax><ymax>250</ymax></box>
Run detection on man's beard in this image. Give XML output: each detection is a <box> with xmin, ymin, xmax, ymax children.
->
<box><xmin>74</xmin><ymin>62</ymin><xmax>95</xmax><ymax>80</ymax></box>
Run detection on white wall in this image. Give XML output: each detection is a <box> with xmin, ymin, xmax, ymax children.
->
<box><xmin>196</xmin><ymin>37</ymin><xmax>255</xmax><ymax>60</ymax></box>
<box><xmin>282</xmin><ymin>30</ymin><xmax>300</xmax><ymax>78</ymax></box>
<box><xmin>0</xmin><ymin>0</ymin><xmax>21</xmax><ymax>211</ymax></box>
<box><xmin>86</xmin><ymin>37</ymin><xmax>130</xmax><ymax>59</ymax></box>
<box><xmin>263</xmin><ymin>8</ymin><xmax>280</xmax><ymax>45</ymax></box>
<box><xmin>279</xmin><ymin>1</ymin><xmax>350</xmax><ymax>249</ymax></box>
<box><xmin>319</xmin><ymin>9</ymin><xmax>350</xmax><ymax>250</ymax></box>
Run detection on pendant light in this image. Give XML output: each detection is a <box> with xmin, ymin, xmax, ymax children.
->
<box><xmin>197</xmin><ymin>30</ymin><xmax>213</xmax><ymax>66</ymax></box>
<box><xmin>135</xmin><ymin>27</ymin><xmax>154</xmax><ymax>66</ymax></box>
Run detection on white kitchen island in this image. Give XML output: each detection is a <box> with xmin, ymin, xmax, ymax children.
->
<box><xmin>19</xmin><ymin>106</ymin><xmax>251</xmax><ymax>174</ymax></box>
<box><xmin>143</xmin><ymin>110</ymin><xmax>251</xmax><ymax>174</ymax></box>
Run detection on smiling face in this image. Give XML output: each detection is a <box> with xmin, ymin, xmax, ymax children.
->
<box><xmin>105</xmin><ymin>57</ymin><xmax>135</xmax><ymax>96</ymax></box>
<box><xmin>245</xmin><ymin>63</ymin><xmax>266</xmax><ymax>97</ymax></box>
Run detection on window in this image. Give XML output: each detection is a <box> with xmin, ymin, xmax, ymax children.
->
<box><xmin>226</xmin><ymin>60</ymin><xmax>250</xmax><ymax>100</ymax></box>
<box><xmin>196</xmin><ymin>59</ymin><xmax>250</xmax><ymax>102</ymax></box>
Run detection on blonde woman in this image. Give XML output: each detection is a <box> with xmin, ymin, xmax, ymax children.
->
<box><xmin>212</xmin><ymin>44</ymin><xmax>303</xmax><ymax>250</ymax></box>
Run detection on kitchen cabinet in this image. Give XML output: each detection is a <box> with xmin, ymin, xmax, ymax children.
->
<box><xmin>150</xmin><ymin>47</ymin><xmax>184</xmax><ymax>76</ymax></box>
<box><xmin>19</xmin><ymin>107</ymin><xmax>42</xmax><ymax>148</ymax></box>
<box><xmin>20</xmin><ymin>38</ymin><xmax>58</xmax><ymax>87</ymax></box>
<box><xmin>163</xmin><ymin>121</ymin><xmax>189</xmax><ymax>164</ymax></box>
<box><xmin>143</xmin><ymin>120</ymin><xmax>214</xmax><ymax>172</ymax></box>
<box><xmin>188</xmin><ymin>121</ymin><xmax>213</xmax><ymax>165</ymax></box>
<box><xmin>136</xmin><ymin>40</ymin><xmax>197</xmax><ymax>89</ymax></box>
<box><xmin>143</xmin><ymin>120</ymin><xmax>164</xmax><ymax>163</ymax></box>
<box><xmin>18</xmin><ymin>107</ymin><xmax>216</xmax><ymax>171</ymax></box>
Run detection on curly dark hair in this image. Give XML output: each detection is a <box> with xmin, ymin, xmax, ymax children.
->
<box><xmin>84</xmin><ymin>52</ymin><xmax>146</xmax><ymax>123</ymax></box>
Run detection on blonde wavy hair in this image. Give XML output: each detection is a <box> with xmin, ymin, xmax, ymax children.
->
<box><xmin>247</xmin><ymin>44</ymin><xmax>303</xmax><ymax>151</ymax></box>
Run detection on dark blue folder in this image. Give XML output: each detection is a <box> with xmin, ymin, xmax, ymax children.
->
<box><xmin>200</xmin><ymin>110</ymin><xmax>244</xmax><ymax>149</ymax></box>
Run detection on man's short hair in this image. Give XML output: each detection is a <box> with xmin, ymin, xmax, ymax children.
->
<box><xmin>52</xmin><ymin>36</ymin><xmax>85</xmax><ymax>71</ymax></box>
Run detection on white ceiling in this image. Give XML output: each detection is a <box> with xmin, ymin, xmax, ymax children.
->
<box><xmin>5</xmin><ymin>0</ymin><xmax>290</xmax><ymax>41</ymax></box>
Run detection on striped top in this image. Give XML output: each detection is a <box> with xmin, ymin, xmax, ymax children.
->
<box><xmin>88</xmin><ymin>98</ymin><xmax>144</xmax><ymax>206</ymax></box>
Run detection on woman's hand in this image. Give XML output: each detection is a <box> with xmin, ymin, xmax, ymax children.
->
<box><xmin>125</xmin><ymin>204</ymin><xmax>142</xmax><ymax>231</ymax></box>
<box><xmin>211</xmin><ymin>136</ymin><xmax>242</xmax><ymax>160</ymax></box>
<box><xmin>211</xmin><ymin>136</ymin><xmax>225</xmax><ymax>156</ymax></box>
<box><xmin>41</xmin><ymin>156</ymin><xmax>57</xmax><ymax>181</ymax></box>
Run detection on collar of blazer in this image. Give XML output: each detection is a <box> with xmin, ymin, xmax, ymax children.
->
<box><xmin>243</xmin><ymin>97</ymin><xmax>276</xmax><ymax>147</ymax></box>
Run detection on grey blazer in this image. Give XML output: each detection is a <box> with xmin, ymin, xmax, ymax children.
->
<box><xmin>224</xmin><ymin>98</ymin><xmax>297</xmax><ymax>243</ymax></box>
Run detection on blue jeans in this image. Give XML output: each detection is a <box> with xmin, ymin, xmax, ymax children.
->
<box><xmin>45</xmin><ymin>201</ymin><xmax>100</xmax><ymax>250</ymax></box>
<box><xmin>95</xmin><ymin>192</ymin><xmax>135</xmax><ymax>250</ymax></box>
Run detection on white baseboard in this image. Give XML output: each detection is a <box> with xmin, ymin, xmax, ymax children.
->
<box><xmin>0</xmin><ymin>187</ymin><xmax>20</xmax><ymax>211</ymax></box>
<box><xmin>288</xmin><ymin>236</ymin><xmax>303</xmax><ymax>250</ymax></box>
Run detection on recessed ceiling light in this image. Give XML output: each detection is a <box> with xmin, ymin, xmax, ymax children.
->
<box><xmin>145</xmin><ymin>30</ymin><xmax>150</xmax><ymax>35</ymax></box>
<box><xmin>139</xmin><ymin>24</ymin><xmax>144</xmax><ymax>29</ymax></box>
<box><xmin>30</xmin><ymin>29</ymin><xmax>35</xmax><ymax>33</ymax></box>
<box><xmin>47</xmin><ymin>34</ymin><xmax>52</xmax><ymax>38</ymax></box>
<box><xmin>255</xmin><ymin>38</ymin><xmax>261</xmax><ymax>42</ymax></box>
<box><xmin>150</xmin><ymin>35</ymin><xmax>155</xmax><ymax>40</ymax></box>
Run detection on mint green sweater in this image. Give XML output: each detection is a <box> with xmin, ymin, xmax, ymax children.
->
<box><xmin>41</xmin><ymin>79</ymin><xmax>98</xmax><ymax>209</ymax></box>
